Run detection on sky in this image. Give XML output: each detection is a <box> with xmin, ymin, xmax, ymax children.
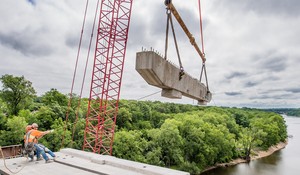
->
<box><xmin>0</xmin><ymin>0</ymin><xmax>299</xmax><ymax>108</ymax></box>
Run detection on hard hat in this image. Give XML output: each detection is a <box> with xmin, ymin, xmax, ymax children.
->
<box><xmin>32</xmin><ymin>123</ymin><xmax>38</xmax><ymax>129</ymax></box>
<box><xmin>25</xmin><ymin>125</ymin><xmax>32</xmax><ymax>133</ymax></box>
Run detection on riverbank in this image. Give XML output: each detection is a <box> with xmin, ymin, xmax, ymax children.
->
<box><xmin>202</xmin><ymin>141</ymin><xmax>288</xmax><ymax>173</ymax></box>
<box><xmin>251</xmin><ymin>141</ymin><xmax>287</xmax><ymax>160</ymax></box>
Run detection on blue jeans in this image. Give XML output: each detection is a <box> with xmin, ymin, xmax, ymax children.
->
<box><xmin>34</xmin><ymin>144</ymin><xmax>49</xmax><ymax>161</ymax></box>
<box><xmin>34</xmin><ymin>144</ymin><xmax>55</xmax><ymax>161</ymax></box>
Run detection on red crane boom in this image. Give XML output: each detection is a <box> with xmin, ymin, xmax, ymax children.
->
<box><xmin>83</xmin><ymin>0</ymin><xmax>133</xmax><ymax>155</ymax></box>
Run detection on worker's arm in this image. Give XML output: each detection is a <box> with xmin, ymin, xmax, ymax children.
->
<box><xmin>35</xmin><ymin>130</ymin><xmax>54</xmax><ymax>139</ymax></box>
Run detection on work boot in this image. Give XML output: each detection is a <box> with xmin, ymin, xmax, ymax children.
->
<box><xmin>36</xmin><ymin>157</ymin><xmax>43</xmax><ymax>161</ymax></box>
<box><xmin>45</xmin><ymin>159</ymin><xmax>53</xmax><ymax>163</ymax></box>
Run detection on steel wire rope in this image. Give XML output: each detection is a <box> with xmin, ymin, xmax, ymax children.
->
<box><xmin>70</xmin><ymin>0</ymin><xmax>101</xmax><ymax>148</ymax></box>
<box><xmin>164</xmin><ymin>9</ymin><xmax>170</xmax><ymax>60</ymax></box>
<box><xmin>65</xmin><ymin>89</ymin><xmax>161</xmax><ymax>127</ymax></box>
<box><xmin>198</xmin><ymin>0</ymin><xmax>205</xmax><ymax>55</ymax></box>
<box><xmin>136</xmin><ymin>90</ymin><xmax>162</xmax><ymax>101</ymax></box>
<box><xmin>198</xmin><ymin>0</ymin><xmax>210</xmax><ymax>93</ymax></box>
<box><xmin>170</xmin><ymin>10</ymin><xmax>184</xmax><ymax>79</ymax></box>
<box><xmin>61</xmin><ymin>0</ymin><xmax>90</xmax><ymax>149</ymax></box>
<box><xmin>0</xmin><ymin>146</ymin><xmax>26</xmax><ymax>174</ymax></box>
<box><xmin>164</xmin><ymin>8</ymin><xmax>185</xmax><ymax>80</ymax></box>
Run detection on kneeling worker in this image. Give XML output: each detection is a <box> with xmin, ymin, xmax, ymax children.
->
<box><xmin>24</xmin><ymin>123</ymin><xmax>55</xmax><ymax>163</ymax></box>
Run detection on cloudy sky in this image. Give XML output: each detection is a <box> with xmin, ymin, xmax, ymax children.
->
<box><xmin>0</xmin><ymin>0</ymin><xmax>299</xmax><ymax>108</ymax></box>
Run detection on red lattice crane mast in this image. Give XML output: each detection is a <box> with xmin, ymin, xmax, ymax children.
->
<box><xmin>83</xmin><ymin>0</ymin><xmax>133</xmax><ymax>155</ymax></box>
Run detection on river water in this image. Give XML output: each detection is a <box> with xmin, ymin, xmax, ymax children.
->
<box><xmin>201</xmin><ymin>116</ymin><xmax>300</xmax><ymax>175</ymax></box>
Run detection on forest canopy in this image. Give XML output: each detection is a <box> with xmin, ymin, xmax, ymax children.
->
<box><xmin>0</xmin><ymin>75</ymin><xmax>289</xmax><ymax>174</ymax></box>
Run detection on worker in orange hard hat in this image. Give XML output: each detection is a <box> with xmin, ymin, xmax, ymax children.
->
<box><xmin>24</xmin><ymin>123</ymin><xmax>55</xmax><ymax>163</ymax></box>
<box><xmin>24</xmin><ymin>125</ymin><xmax>34</xmax><ymax>161</ymax></box>
<box><xmin>25</xmin><ymin>125</ymin><xmax>33</xmax><ymax>133</ymax></box>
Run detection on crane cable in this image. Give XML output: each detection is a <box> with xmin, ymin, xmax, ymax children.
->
<box><xmin>198</xmin><ymin>0</ymin><xmax>210</xmax><ymax>92</ymax></box>
<box><xmin>62</xmin><ymin>0</ymin><xmax>102</xmax><ymax>149</ymax></box>
<box><xmin>198</xmin><ymin>0</ymin><xmax>205</xmax><ymax>55</ymax></box>
<box><xmin>69</xmin><ymin>0</ymin><xmax>101</xmax><ymax>148</ymax></box>
<box><xmin>0</xmin><ymin>146</ymin><xmax>26</xmax><ymax>174</ymax></box>
<box><xmin>61</xmin><ymin>0</ymin><xmax>90</xmax><ymax>149</ymax></box>
<box><xmin>164</xmin><ymin>8</ymin><xmax>185</xmax><ymax>80</ymax></box>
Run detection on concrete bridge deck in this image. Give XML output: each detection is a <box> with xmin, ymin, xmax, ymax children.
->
<box><xmin>0</xmin><ymin>148</ymin><xmax>190</xmax><ymax>175</ymax></box>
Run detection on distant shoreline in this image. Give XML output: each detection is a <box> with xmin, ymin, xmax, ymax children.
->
<box><xmin>202</xmin><ymin>141</ymin><xmax>288</xmax><ymax>173</ymax></box>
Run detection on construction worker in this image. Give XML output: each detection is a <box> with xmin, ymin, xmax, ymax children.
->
<box><xmin>24</xmin><ymin>125</ymin><xmax>35</xmax><ymax>160</ymax></box>
<box><xmin>24</xmin><ymin>123</ymin><xmax>55</xmax><ymax>163</ymax></box>
<box><xmin>25</xmin><ymin>125</ymin><xmax>33</xmax><ymax>133</ymax></box>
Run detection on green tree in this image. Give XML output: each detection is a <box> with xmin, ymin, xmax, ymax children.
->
<box><xmin>18</xmin><ymin>109</ymin><xmax>33</xmax><ymax>124</ymax></box>
<box><xmin>149</xmin><ymin>111</ymin><xmax>167</xmax><ymax>128</ymax></box>
<box><xmin>41</xmin><ymin>118</ymin><xmax>71</xmax><ymax>151</ymax></box>
<box><xmin>41</xmin><ymin>89</ymin><xmax>69</xmax><ymax>120</ymax></box>
<box><xmin>178</xmin><ymin>115</ymin><xmax>206</xmax><ymax>171</ymax></box>
<box><xmin>238</xmin><ymin>127</ymin><xmax>266</xmax><ymax>160</ymax></box>
<box><xmin>34</xmin><ymin>106</ymin><xmax>57</xmax><ymax>129</ymax></box>
<box><xmin>269</xmin><ymin>114</ymin><xmax>287</xmax><ymax>142</ymax></box>
<box><xmin>233</xmin><ymin>112</ymin><xmax>250</xmax><ymax>127</ymax></box>
<box><xmin>158</xmin><ymin>119</ymin><xmax>184</xmax><ymax>167</ymax></box>
<box><xmin>0</xmin><ymin>98</ymin><xmax>8</xmax><ymax>130</ymax></box>
<box><xmin>41</xmin><ymin>88</ymin><xmax>68</xmax><ymax>106</ymax></box>
<box><xmin>116</xmin><ymin>107</ymin><xmax>133</xmax><ymax>129</ymax></box>
<box><xmin>0</xmin><ymin>74</ymin><xmax>36</xmax><ymax>115</ymax></box>
<box><xmin>113</xmin><ymin>130</ymin><xmax>147</xmax><ymax>162</ymax></box>
<box><xmin>250</xmin><ymin>115</ymin><xmax>286</xmax><ymax>149</ymax></box>
<box><xmin>4</xmin><ymin>116</ymin><xmax>27</xmax><ymax>145</ymax></box>
<box><xmin>68</xmin><ymin>118</ymin><xmax>85</xmax><ymax>149</ymax></box>
<box><xmin>144</xmin><ymin>129</ymin><xmax>164</xmax><ymax>166</ymax></box>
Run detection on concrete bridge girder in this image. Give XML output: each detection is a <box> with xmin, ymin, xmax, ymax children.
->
<box><xmin>135</xmin><ymin>51</ymin><xmax>211</xmax><ymax>105</ymax></box>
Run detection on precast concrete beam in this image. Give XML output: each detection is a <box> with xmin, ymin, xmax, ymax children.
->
<box><xmin>135</xmin><ymin>51</ymin><xmax>211</xmax><ymax>105</ymax></box>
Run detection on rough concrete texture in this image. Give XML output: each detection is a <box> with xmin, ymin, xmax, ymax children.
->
<box><xmin>0</xmin><ymin>148</ymin><xmax>190</xmax><ymax>175</ymax></box>
<box><xmin>136</xmin><ymin>51</ymin><xmax>211</xmax><ymax>104</ymax></box>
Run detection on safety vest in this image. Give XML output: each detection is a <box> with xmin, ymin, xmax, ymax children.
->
<box><xmin>24</xmin><ymin>130</ymin><xmax>35</xmax><ymax>154</ymax></box>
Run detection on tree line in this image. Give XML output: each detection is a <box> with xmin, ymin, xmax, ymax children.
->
<box><xmin>264</xmin><ymin>108</ymin><xmax>300</xmax><ymax>117</ymax></box>
<box><xmin>0</xmin><ymin>74</ymin><xmax>288</xmax><ymax>174</ymax></box>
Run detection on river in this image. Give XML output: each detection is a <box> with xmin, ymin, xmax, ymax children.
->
<box><xmin>201</xmin><ymin>115</ymin><xmax>300</xmax><ymax>175</ymax></box>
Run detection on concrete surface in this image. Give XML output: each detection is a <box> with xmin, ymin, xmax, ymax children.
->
<box><xmin>136</xmin><ymin>50</ymin><xmax>211</xmax><ymax>105</ymax></box>
<box><xmin>0</xmin><ymin>148</ymin><xmax>190</xmax><ymax>175</ymax></box>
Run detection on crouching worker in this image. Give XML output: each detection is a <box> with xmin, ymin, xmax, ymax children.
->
<box><xmin>24</xmin><ymin>123</ymin><xmax>55</xmax><ymax>163</ymax></box>
<box><xmin>24</xmin><ymin>125</ymin><xmax>35</xmax><ymax>161</ymax></box>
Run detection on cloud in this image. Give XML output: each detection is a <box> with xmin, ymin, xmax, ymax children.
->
<box><xmin>0</xmin><ymin>0</ymin><xmax>299</xmax><ymax>108</ymax></box>
<box><xmin>244</xmin><ymin>81</ymin><xmax>258</xmax><ymax>88</ymax></box>
<box><xmin>250</xmin><ymin>93</ymin><xmax>296</xmax><ymax>100</ymax></box>
<box><xmin>225</xmin><ymin>92</ymin><xmax>242</xmax><ymax>96</ymax></box>
<box><xmin>286</xmin><ymin>88</ymin><xmax>300</xmax><ymax>94</ymax></box>
<box><xmin>0</xmin><ymin>31</ymin><xmax>54</xmax><ymax>57</ymax></box>
<box><xmin>27</xmin><ymin>0</ymin><xmax>36</xmax><ymax>6</ymax></box>
<box><xmin>226</xmin><ymin>72</ymin><xmax>247</xmax><ymax>80</ymax></box>
<box><xmin>215</xmin><ymin>0</ymin><xmax>300</xmax><ymax>17</ymax></box>
<box><xmin>259</xmin><ymin>55</ymin><xmax>287</xmax><ymax>72</ymax></box>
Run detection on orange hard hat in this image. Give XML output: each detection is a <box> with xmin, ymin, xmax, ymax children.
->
<box><xmin>25</xmin><ymin>125</ymin><xmax>33</xmax><ymax>133</ymax></box>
